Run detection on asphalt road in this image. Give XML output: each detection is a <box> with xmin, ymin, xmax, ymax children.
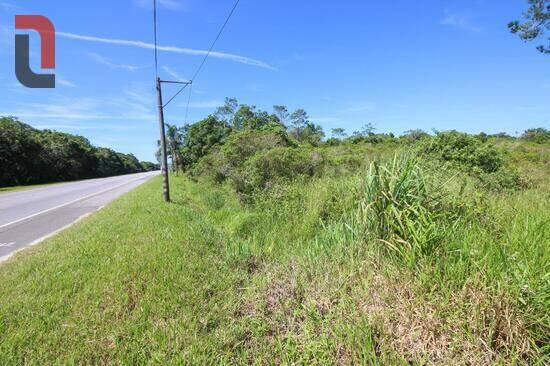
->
<box><xmin>0</xmin><ymin>171</ymin><xmax>158</xmax><ymax>262</ymax></box>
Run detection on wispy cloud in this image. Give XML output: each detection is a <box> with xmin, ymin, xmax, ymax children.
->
<box><xmin>2</xmin><ymin>94</ymin><xmax>156</xmax><ymax>122</ymax></box>
<box><xmin>57</xmin><ymin>31</ymin><xmax>276</xmax><ymax>70</ymax></box>
<box><xmin>134</xmin><ymin>0</ymin><xmax>184</xmax><ymax>11</ymax></box>
<box><xmin>57</xmin><ymin>77</ymin><xmax>77</xmax><ymax>88</ymax></box>
<box><xmin>0</xmin><ymin>1</ymin><xmax>16</xmax><ymax>10</ymax></box>
<box><xmin>89</xmin><ymin>52</ymin><xmax>141</xmax><ymax>71</ymax></box>
<box><xmin>163</xmin><ymin>66</ymin><xmax>189</xmax><ymax>81</ymax></box>
<box><xmin>440</xmin><ymin>12</ymin><xmax>482</xmax><ymax>32</ymax></box>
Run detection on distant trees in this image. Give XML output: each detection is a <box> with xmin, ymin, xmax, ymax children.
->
<box><xmin>331</xmin><ymin>128</ymin><xmax>347</xmax><ymax>138</ymax></box>
<box><xmin>215</xmin><ymin>97</ymin><xmax>239</xmax><ymax>126</ymax></box>
<box><xmin>273</xmin><ymin>105</ymin><xmax>290</xmax><ymax>126</ymax></box>
<box><xmin>0</xmin><ymin>117</ymin><xmax>157</xmax><ymax>187</ymax></box>
<box><xmin>353</xmin><ymin>123</ymin><xmax>376</xmax><ymax>137</ymax></box>
<box><xmin>509</xmin><ymin>0</ymin><xmax>549</xmax><ymax>54</ymax></box>
<box><xmin>401</xmin><ymin>129</ymin><xmax>430</xmax><ymax>143</ymax></box>
<box><xmin>521</xmin><ymin>127</ymin><xmax>550</xmax><ymax>143</ymax></box>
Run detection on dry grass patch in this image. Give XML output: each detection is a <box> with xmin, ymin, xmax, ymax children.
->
<box><xmin>359</xmin><ymin>272</ymin><xmax>532</xmax><ymax>365</ymax></box>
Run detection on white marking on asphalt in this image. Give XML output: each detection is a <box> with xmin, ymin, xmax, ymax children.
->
<box><xmin>0</xmin><ymin>174</ymin><xmax>152</xmax><ymax>231</ymax></box>
<box><xmin>0</xmin><ymin>242</ymin><xmax>15</xmax><ymax>247</ymax></box>
<box><xmin>0</xmin><ymin>206</ymin><xmax>104</xmax><ymax>264</ymax></box>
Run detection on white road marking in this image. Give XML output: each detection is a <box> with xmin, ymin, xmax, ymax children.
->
<box><xmin>0</xmin><ymin>242</ymin><xmax>15</xmax><ymax>247</ymax></box>
<box><xmin>0</xmin><ymin>206</ymin><xmax>102</xmax><ymax>264</ymax></box>
<box><xmin>0</xmin><ymin>174</ymin><xmax>151</xmax><ymax>231</ymax></box>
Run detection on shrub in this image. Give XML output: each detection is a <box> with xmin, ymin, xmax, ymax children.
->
<box><xmin>190</xmin><ymin>130</ymin><xmax>291</xmax><ymax>182</ymax></box>
<box><xmin>231</xmin><ymin>147</ymin><xmax>325</xmax><ymax>199</ymax></box>
<box><xmin>521</xmin><ymin>128</ymin><xmax>550</xmax><ymax>144</ymax></box>
<box><xmin>422</xmin><ymin>131</ymin><xmax>503</xmax><ymax>173</ymax></box>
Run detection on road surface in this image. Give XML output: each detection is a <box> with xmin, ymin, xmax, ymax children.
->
<box><xmin>0</xmin><ymin>171</ymin><xmax>158</xmax><ymax>262</ymax></box>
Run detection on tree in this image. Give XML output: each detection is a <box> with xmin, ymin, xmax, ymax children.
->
<box><xmin>353</xmin><ymin>123</ymin><xmax>376</xmax><ymax>137</ymax></box>
<box><xmin>289</xmin><ymin>109</ymin><xmax>309</xmax><ymax>141</ymax></box>
<box><xmin>302</xmin><ymin>122</ymin><xmax>325</xmax><ymax>145</ymax></box>
<box><xmin>215</xmin><ymin>97</ymin><xmax>239</xmax><ymax>126</ymax></box>
<box><xmin>0</xmin><ymin>116</ymin><xmax>149</xmax><ymax>186</ymax></box>
<box><xmin>521</xmin><ymin>127</ymin><xmax>550</xmax><ymax>143</ymax></box>
<box><xmin>331</xmin><ymin>128</ymin><xmax>347</xmax><ymax>138</ymax></box>
<box><xmin>180</xmin><ymin>115</ymin><xmax>231</xmax><ymax>169</ymax></box>
<box><xmin>165</xmin><ymin>124</ymin><xmax>186</xmax><ymax>173</ymax></box>
<box><xmin>509</xmin><ymin>0</ymin><xmax>549</xmax><ymax>54</ymax></box>
<box><xmin>401</xmin><ymin>129</ymin><xmax>429</xmax><ymax>143</ymax></box>
<box><xmin>233</xmin><ymin>105</ymin><xmax>256</xmax><ymax>130</ymax></box>
<box><xmin>273</xmin><ymin>105</ymin><xmax>290</xmax><ymax>126</ymax></box>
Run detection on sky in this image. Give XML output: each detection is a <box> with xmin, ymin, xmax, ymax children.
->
<box><xmin>0</xmin><ymin>0</ymin><xmax>549</xmax><ymax>162</ymax></box>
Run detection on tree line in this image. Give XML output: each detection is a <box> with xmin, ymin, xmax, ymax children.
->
<box><xmin>0</xmin><ymin>116</ymin><xmax>158</xmax><ymax>187</ymax></box>
<box><xmin>159</xmin><ymin>97</ymin><xmax>549</xmax><ymax>175</ymax></box>
<box><xmin>159</xmin><ymin>98</ymin><xmax>328</xmax><ymax>173</ymax></box>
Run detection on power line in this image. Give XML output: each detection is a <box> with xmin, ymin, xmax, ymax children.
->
<box><xmin>164</xmin><ymin>0</ymin><xmax>241</xmax><ymax>109</ymax></box>
<box><xmin>184</xmin><ymin>83</ymin><xmax>193</xmax><ymax>125</ymax></box>
<box><xmin>191</xmin><ymin>0</ymin><xmax>241</xmax><ymax>82</ymax></box>
<box><xmin>163</xmin><ymin>83</ymin><xmax>189</xmax><ymax>108</ymax></box>
<box><xmin>153</xmin><ymin>0</ymin><xmax>159</xmax><ymax>77</ymax></box>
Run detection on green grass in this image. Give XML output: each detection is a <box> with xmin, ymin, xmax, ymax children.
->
<box><xmin>0</xmin><ymin>153</ymin><xmax>548</xmax><ymax>364</ymax></box>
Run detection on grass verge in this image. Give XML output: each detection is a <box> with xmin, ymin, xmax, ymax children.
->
<box><xmin>0</xmin><ymin>162</ymin><xmax>548</xmax><ymax>364</ymax></box>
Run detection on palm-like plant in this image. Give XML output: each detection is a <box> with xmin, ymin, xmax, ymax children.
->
<box><xmin>165</xmin><ymin>124</ymin><xmax>185</xmax><ymax>174</ymax></box>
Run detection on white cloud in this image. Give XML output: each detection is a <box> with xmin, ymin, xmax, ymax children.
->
<box><xmin>57</xmin><ymin>31</ymin><xmax>276</xmax><ymax>70</ymax></box>
<box><xmin>89</xmin><ymin>52</ymin><xmax>141</xmax><ymax>71</ymax></box>
<box><xmin>440</xmin><ymin>13</ymin><xmax>482</xmax><ymax>32</ymax></box>
<box><xmin>2</xmin><ymin>94</ymin><xmax>156</xmax><ymax>122</ymax></box>
<box><xmin>163</xmin><ymin>66</ymin><xmax>189</xmax><ymax>81</ymax></box>
<box><xmin>0</xmin><ymin>1</ymin><xmax>16</xmax><ymax>10</ymax></box>
<box><xmin>57</xmin><ymin>77</ymin><xmax>76</xmax><ymax>88</ymax></box>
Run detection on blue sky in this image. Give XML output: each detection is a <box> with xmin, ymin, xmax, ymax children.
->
<box><xmin>0</xmin><ymin>0</ymin><xmax>549</xmax><ymax>161</ymax></box>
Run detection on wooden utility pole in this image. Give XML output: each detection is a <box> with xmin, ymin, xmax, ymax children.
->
<box><xmin>156</xmin><ymin>77</ymin><xmax>170</xmax><ymax>202</ymax></box>
<box><xmin>156</xmin><ymin>77</ymin><xmax>192</xmax><ymax>202</ymax></box>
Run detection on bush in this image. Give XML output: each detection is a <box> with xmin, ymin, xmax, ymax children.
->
<box><xmin>231</xmin><ymin>147</ymin><xmax>325</xmax><ymax>199</ymax></box>
<box><xmin>190</xmin><ymin>130</ymin><xmax>291</xmax><ymax>182</ymax></box>
<box><xmin>521</xmin><ymin>128</ymin><xmax>550</xmax><ymax>144</ymax></box>
<box><xmin>422</xmin><ymin>131</ymin><xmax>503</xmax><ymax>173</ymax></box>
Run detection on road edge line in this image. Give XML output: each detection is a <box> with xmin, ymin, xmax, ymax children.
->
<box><xmin>0</xmin><ymin>173</ymin><xmax>156</xmax><ymax>232</ymax></box>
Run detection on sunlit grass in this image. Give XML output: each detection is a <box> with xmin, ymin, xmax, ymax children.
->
<box><xmin>0</xmin><ymin>152</ymin><xmax>548</xmax><ymax>364</ymax></box>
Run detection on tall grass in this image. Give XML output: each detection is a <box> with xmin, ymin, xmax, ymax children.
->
<box><xmin>357</xmin><ymin>155</ymin><xmax>458</xmax><ymax>265</ymax></box>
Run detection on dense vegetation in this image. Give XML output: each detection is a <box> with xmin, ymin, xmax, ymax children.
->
<box><xmin>1</xmin><ymin>97</ymin><xmax>547</xmax><ymax>364</ymax></box>
<box><xmin>0</xmin><ymin>116</ymin><xmax>158</xmax><ymax>187</ymax></box>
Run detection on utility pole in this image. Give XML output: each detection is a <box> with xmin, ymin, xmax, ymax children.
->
<box><xmin>156</xmin><ymin>77</ymin><xmax>192</xmax><ymax>202</ymax></box>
